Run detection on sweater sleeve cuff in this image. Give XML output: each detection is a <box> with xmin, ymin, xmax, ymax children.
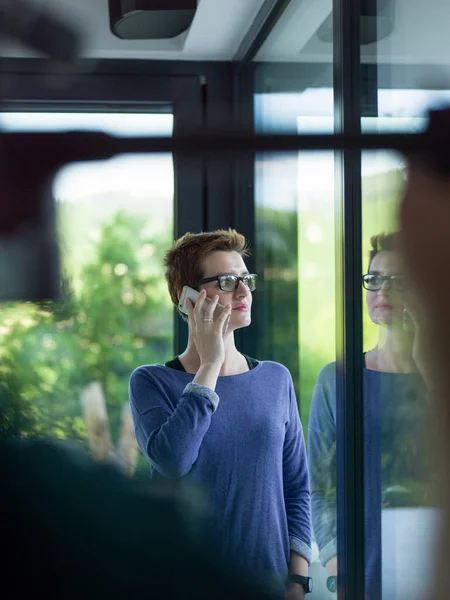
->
<box><xmin>290</xmin><ymin>536</ymin><xmax>312</xmax><ymax>565</ymax></box>
<box><xmin>183</xmin><ymin>382</ymin><xmax>220</xmax><ymax>412</ymax></box>
<box><xmin>318</xmin><ymin>538</ymin><xmax>337</xmax><ymax>567</ymax></box>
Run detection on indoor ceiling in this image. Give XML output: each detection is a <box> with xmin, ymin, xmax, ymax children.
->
<box><xmin>0</xmin><ymin>0</ymin><xmax>449</xmax><ymax>67</ymax></box>
<box><xmin>0</xmin><ymin>0</ymin><xmax>267</xmax><ymax>61</ymax></box>
<box><xmin>256</xmin><ymin>0</ymin><xmax>450</xmax><ymax>66</ymax></box>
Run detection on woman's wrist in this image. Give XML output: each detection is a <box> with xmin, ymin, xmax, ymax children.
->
<box><xmin>197</xmin><ymin>361</ymin><xmax>222</xmax><ymax>378</ymax></box>
<box><xmin>199</xmin><ymin>359</ymin><xmax>222</xmax><ymax>369</ymax></box>
<box><xmin>193</xmin><ymin>362</ymin><xmax>221</xmax><ymax>390</ymax></box>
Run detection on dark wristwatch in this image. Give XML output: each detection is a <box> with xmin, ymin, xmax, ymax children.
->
<box><xmin>287</xmin><ymin>574</ymin><xmax>313</xmax><ymax>594</ymax></box>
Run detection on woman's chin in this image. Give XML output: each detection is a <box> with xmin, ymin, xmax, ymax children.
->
<box><xmin>376</xmin><ymin>315</ymin><xmax>405</xmax><ymax>328</ymax></box>
<box><xmin>373</xmin><ymin>313</ymin><xmax>392</xmax><ymax>327</ymax></box>
<box><xmin>229</xmin><ymin>314</ymin><xmax>252</xmax><ymax>331</ymax></box>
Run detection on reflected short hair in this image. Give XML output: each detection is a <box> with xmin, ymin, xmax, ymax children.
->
<box><xmin>163</xmin><ymin>229</ymin><xmax>251</xmax><ymax>320</ymax></box>
<box><xmin>368</xmin><ymin>231</ymin><xmax>400</xmax><ymax>271</ymax></box>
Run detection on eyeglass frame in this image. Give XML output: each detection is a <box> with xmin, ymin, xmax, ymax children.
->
<box><xmin>361</xmin><ymin>273</ymin><xmax>407</xmax><ymax>292</ymax></box>
<box><xmin>195</xmin><ymin>273</ymin><xmax>257</xmax><ymax>293</ymax></box>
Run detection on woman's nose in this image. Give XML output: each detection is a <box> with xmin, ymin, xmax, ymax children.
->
<box><xmin>235</xmin><ymin>280</ymin><xmax>249</xmax><ymax>297</ymax></box>
<box><xmin>380</xmin><ymin>278</ymin><xmax>392</xmax><ymax>292</ymax></box>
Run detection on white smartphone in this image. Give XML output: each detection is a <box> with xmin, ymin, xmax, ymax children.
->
<box><xmin>178</xmin><ymin>285</ymin><xmax>230</xmax><ymax>333</ymax></box>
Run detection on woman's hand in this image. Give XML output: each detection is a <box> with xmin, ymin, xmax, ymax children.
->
<box><xmin>404</xmin><ymin>299</ymin><xmax>436</xmax><ymax>393</ymax></box>
<box><xmin>185</xmin><ymin>290</ymin><xmax>231</xmax><ymax>368</ymax></box>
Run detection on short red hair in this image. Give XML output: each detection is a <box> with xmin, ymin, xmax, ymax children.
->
<box><xmin>163</xmin><ymin>229</ymin><xmax>251</xmax><ymax>319</ymax></box>
<box><xmin>368</xmin><ymin>232</ymin><xmax>400</xmax><ymax>271</ymax></box>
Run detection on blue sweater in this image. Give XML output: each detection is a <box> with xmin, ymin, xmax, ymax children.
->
<box><xmin>308</xmin><ymin>361</ymin><xmax>429</xmax><ymax>599</ymax></box>
<box><xmin>129</xmin><ymin>360</ymin><xmax>312</xmax><ymax>584</ymax></box>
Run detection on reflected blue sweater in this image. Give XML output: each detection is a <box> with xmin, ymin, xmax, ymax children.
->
<box><xmin>129</xmin><ymin>360</ymin><xmax>312</xmax><ymax>582</ymax></box>
<box><xmin>308</xmin><ymin>361</ymin><xmax>429</xmax><ymax>599</ymax></box>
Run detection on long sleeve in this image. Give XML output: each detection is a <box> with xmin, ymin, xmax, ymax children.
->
<box><xmin>283</xmin><ymin>377</ymin><xmax>312</xmax><ymax>564</ymax></box>
<box><xmin>307</xmin><ymin>364</ymin><xmax>337</xmax><ymax>566</ymax></box>
<box><xmin>129</xmin><ymin>367</ymin><xmax>219</xmax><ymax>479</ymax></box>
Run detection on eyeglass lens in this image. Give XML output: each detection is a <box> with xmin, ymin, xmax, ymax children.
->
<box><xmin>219</xmin><ymin>274</ymin><xmax>257</xmax><ymax>292</ymax></box>
<box><xmin>363</xmin><ymin>275</ymin><xmax>405</xmax><ymax>291</ymax></box>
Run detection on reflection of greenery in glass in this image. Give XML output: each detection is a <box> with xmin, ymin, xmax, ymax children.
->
<box><xmin>255</xmin><ymin>206</ymin><xmax>300</xmax><ymax>421</ymax></box>
<box><xmin>362</xmin><ymin>166</ymin><xmax>403</xmax><ymax>350</ymax></box>
<box><xmin>0</xmin><ymin>210</ymin><xmax>173</xmax><ymax>474</ymax></box>
<box><xmin>255</xmin><ymin>201</ymin><xmax>335</xmax><ymax>442</ymax></box>
<box><xmin>255</xmin><ymin>165</ymin><xmax>404</xmax><ymax>446</ymax></box>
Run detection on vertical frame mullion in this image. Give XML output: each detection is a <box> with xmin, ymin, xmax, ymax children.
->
<box><xmin>231</xmin><ymin>65</ymin><xmax>258</xmax><ymax>358</ymax></box>
<box><xmin>333</xmin><ymin>0</ymin><xmax>365</xmax><ymax>599</ymax></box>
<box><xmin>172</xmin><ymin>81</ymin><xmax>205</xmax><ymax>356</ymax></box>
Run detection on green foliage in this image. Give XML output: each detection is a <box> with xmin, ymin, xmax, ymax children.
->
<box><xmin>255</xmin><ymin>200</ymin><xmax>336</xmax><ymax>435</ymax></box>
<box><xmin>0</xmin><ymin>211</ymin><xmax>173</xmax><ymax>446</ymax></box>
<box><xmin>0</xmin><ymin>348</ymin><xmax>40</xmax><ymax>440</ymax></box>
<box><xmin>255</xmin><ymin>168</ymin><xmax>405</xmax><ymax>440</ymax></box>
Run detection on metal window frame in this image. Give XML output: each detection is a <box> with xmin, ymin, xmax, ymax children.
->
<box><xmin>333</xmin><ymin>0</ymin><xmax>366</xmax><ymax>598</ymax></box>
<box><xmin>233</xmin><ymin>0</ymin><xmax>292</xmax><ymax>65</ymax></box>
<box><xmin>0</xmin><ymin>59</ymin><xmax>236</xmax><ymax>355</ymax></box>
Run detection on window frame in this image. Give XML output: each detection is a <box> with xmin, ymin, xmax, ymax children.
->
<box><xmin>0</xmin><ymin>58</ymin><xmax>237</xmax><ymax>355</ymax></box>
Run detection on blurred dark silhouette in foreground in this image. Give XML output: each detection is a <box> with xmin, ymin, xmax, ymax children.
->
<box><xmin>0</xmin><ymin>438</ymin><xmax>279</xmax><ymax>599</ymax></box>
<box><xmin>400</xmin><ymin>128</ymin><xmax>450</xmax><ymax>600</ymax></box>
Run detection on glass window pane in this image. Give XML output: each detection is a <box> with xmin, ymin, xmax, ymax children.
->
<box><xmin>254</xmin><ymin>123</ymin><xmax>337</xmax><ymax>600</ymax></box>
<box><xmin>0</xmin><ymin>112</ymin><xmax>174</xmax><ymax>477</ymax></box>
<box><xmin>361</xmin><ymin>1</ymin><xmax>448</xmax><ymax>596</ymax></box>
<box><xmin>361</xmin><ymin>147</ymin><xmax>439</xmax><ymax>600</ymax></box>
<box><xmin>254</xmin><ymin>4</ymin><xmax>336</xmax><ymax>596</ymax></box>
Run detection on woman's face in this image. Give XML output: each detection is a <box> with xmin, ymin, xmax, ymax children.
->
<box><xmin>366</xmin><ymin>250</ymin><xmax>405</xmax><ymax>327</ymax></box>
<box><xmin>198</xmin><ymin>250</ymin><xmax>253</xmax><ymax>332</ymax></box>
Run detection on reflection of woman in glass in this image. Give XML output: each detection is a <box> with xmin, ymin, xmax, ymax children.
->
<box><xmin>308</xmin><ymin>232</ymin><xmax>430</xmax><ymax>599</ymax></box>
<box><xmin>130</xmin><ymin>230</ymin><xmax>312</xmax><ymax>598</ymax></box>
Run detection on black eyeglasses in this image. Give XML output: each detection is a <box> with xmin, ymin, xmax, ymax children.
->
<box><xmin>362</xmin><ymin>274</ymin><xmax>407</xmax><ymax>292</ymax></box>
<box><xmin>195</xmin><ymin>273</ymin><xmax>257</xmax><ymax>293</ymax></box>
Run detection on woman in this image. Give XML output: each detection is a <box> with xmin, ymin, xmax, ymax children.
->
<box><xmin>129</xmin><ymin>229</ymin><xmax>312</xmax><ymax>598</ymax></box>
<box><xmin>308</xmin><ymin>232</ymin><xmax>431</xmax><ymax>600</ymax></box>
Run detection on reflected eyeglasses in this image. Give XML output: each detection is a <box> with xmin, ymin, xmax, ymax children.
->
<box><xmin>362</xmin><ymin>274</ymin><xmax>407</xmax><ymax>292</ymax></box>
<box><xmin>195</xmin><ymin>273</ymin><xmax>257</xmax><ymax>293</ymax></box>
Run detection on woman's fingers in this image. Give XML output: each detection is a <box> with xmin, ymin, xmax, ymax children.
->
<box><xmin>189</xmin><ymin>291</ymin><xmax>222</xmax><ymax>325</ymax></box>
<box><xmin>217</xmin><ymin>304</ymin><xmax>231</xmax><ymax>332</ymax></box>
<box><xmin>217</xmin><ymin>303</ymin><xmax>231</xmax><ymax>322</ymax></box>
<box><xmin>194</xmin><ymin>291</ymin><xmax>220</xmax><ymax>323</ymax></box>
<box><xmin>185</xmin><ymin>299</ymin><xmax>195</xmax><ymax>333</ymax></box>
<box><xmin>203</xmin><ymin>294</ymin><xmax>219</xmax><ymax>321</ymax></box>
<box><xmin>404</xmin><ymin>304</ymin><xmax>419</xmax><ymax>328</ymax></box>
<box><xmin>193</xmin><ymin>289</ymin><xmax>207</xmax><ymax>316</ymax></box>
<box><xmin>185</xmin><ymin>298</ymin><xmax>193</xmax><ymax>318</ymax></box>
<box><xmin>404</xmin><ymin>295</ymin><xmax>426</xmax><ymax>331</ymax></box>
